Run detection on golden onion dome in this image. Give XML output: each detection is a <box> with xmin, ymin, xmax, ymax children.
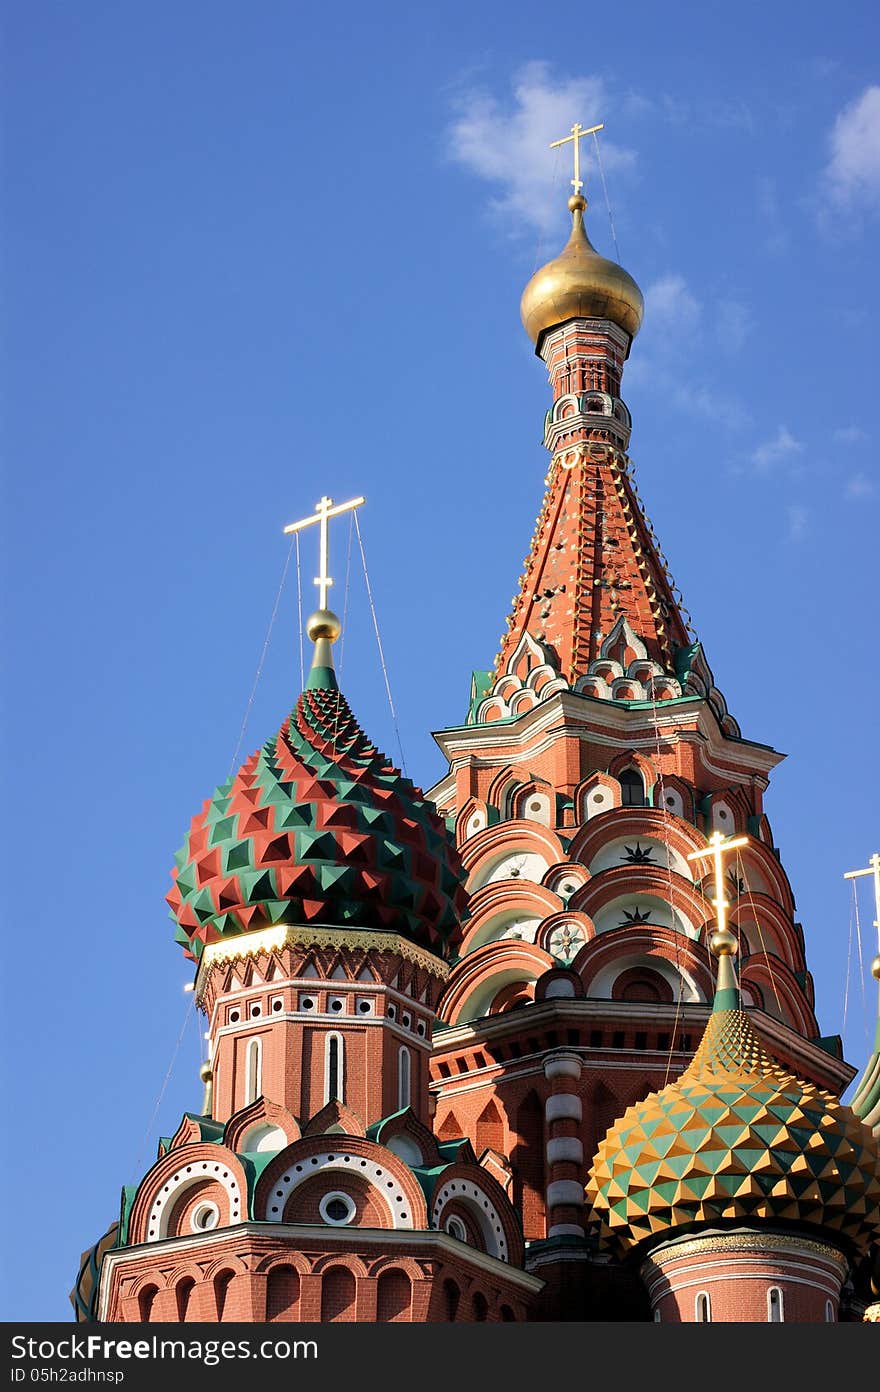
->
<box><xmin>586</xmin><ymin>936</ymin><xmax>880</xmax><ymax>1258</ymax></box>
<box><xmin>520</xmin><ymin>194</ymin><xmax>644</xmax><ymax>349</ymax></box>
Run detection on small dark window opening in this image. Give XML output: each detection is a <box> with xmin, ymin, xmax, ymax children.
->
<box><xmin>612</xmin><ymin>1030</ymin><xmax>625</xmax><ymax>1049</ymax></box>
<box><xmin>328</xmin><ymin>1036</ymin><xmax>340</xmax><ymax>1099</ymax></box>
<box><xmin>589</xmin><ymin>1030</ymin><xmax>603</xmax><ymax>1048</ymax></box>
<box><xmin>620</xmin><ymin>768</ymin><xmax>646</xmax><ymax>807</ymax></box>
<box><xmin>634</xmin><ymin>1031</ymin><xmax>648</xmax><ymax>1051</ymax></box>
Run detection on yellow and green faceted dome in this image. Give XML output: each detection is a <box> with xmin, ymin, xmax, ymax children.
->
<box><xmin>586</xmin><ymin>999</ymin><xmax>880</xmax><ymax>1257</ymax></box>
<box><xmin>167</xmin><ymin>669</ymin><xmax>467</xmax><ymax>962</ymax></box>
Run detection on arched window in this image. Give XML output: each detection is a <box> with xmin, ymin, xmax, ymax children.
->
<box><xmin>137</xmin><ymin>1284</ymin><xmax>158</xmax><ymax>1322</ymax></box>
<box><xmin>321</xmin><ymin>1267</ymin><xmax>356</xmax><ymax>1322</ymax></box>
<box><xmin>825</xmin><ymin>1299</ymin><xmax>835</xmax><ymax>1322</ymax></box>
<box><xmin>443</xmin><ymin>1279</ymin><xmax>460</xmax><ymax>1320</ymax></box>
<box><xmin>472</xmin><ymin>1291</ymin><xmax>489</xmax><ymax>1322</ymax></box>
<box><xmin>175</xmin><ymin>1277</ymin><xmax>196</xmax><ymax>1323</ymax></box>
<box><xmin>244</xmin><ymin>1037</ymin><xmax>262</xmax><ymax>1106</ymax></box>
<box><xmin>695</xmin><ymin>1291</ymin><xmax>711</xmax><ymax>1322</ymax></box>
<box><xmin>653</xmin><ymin>1308</ymin><xmax>661</xmax><ymax>1323</ymax></box>
<box><xmin>619</xmin><ymin>768</ymin><xmax>645</xmax><ymax>807</ymax></box>
<box><xmin>767</xmin><ymin>1286</ymin><xmax>784</xmax><ymax>1322</ymax></box>
<box><xmin>376</xmin><ymin>1270</ymin><xmax>411</xmax><ymax>1322</ymax></box>
<box><xmin>325</xmin><ymin>1032</ymin><xmax>344</xmax><ymax>1104</ymax></box>
<box><xmin>398</xmin><ymin>1046</ymin><xmax>411</xmax><ymax>1110</ymax></box>
<box><xmin>267</xmin><ymin>1265</ymin><xmax>300</xmax><ymax>1322</ymax></box>
<box><xmin>214</xmin><ymin>1270</ymin><xmax>234</xmax><ymax>1322</ymax></box>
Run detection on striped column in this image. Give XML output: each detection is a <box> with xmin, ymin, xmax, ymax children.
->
<box><xmin>543</xmin><ymin>1051</ymin><xmax>585</xmax><ymax>1238</ymax></box>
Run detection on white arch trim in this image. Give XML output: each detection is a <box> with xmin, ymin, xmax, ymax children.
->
<box><xmin>265</xmin><ymin>1151</ymin><xmax>414</xmax><ymax>1230</ymax></box>
<box><xmin>147</xmin><ymin>1162</ymin><xmax>242</xmax><ymax>1242</ymax></box>
<box><xmin>431</xmin><ymin>1180</ymin><xmax>508</xmax><ymax>1262</ymax></box>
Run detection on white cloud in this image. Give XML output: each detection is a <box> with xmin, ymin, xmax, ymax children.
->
<box><xmin>845</xmin><ymin>472</ymin><xmax>874</xmax><ymax>499</ymax></box>
<box><xmin>628</xmin><ymin>275</ymin><xmax>750</xmax><ymax>429</ymax></box>
<box><xmin>787</xmin><ymin>505</ymin><xmax>809</xmax><ymax>541</ymax></box>
<box><xmin>834</xmin><ymin>424</ymin><xmax>868</xmax><ymax>445</ymax></box>
<box><xmin>447</xmin><ymin>62</ymin><xmax>636</xmax><ymax>234</ymax></box>
<box><xmin>826</xmin><ymin>85</ymin><xmax>880</xmax><ymax>207</ymax></box>
<box><xmin>645</xmin><ymin>275</ymin><xmax>701</xmax><ymax>333</ymax></box>
<box><xmin>751</xmin><ymin>425</ymin><xmax>803</xmax><ymax>472</ymax></box>
<box><xmin>625</xmin><ymin>356</ymin><xmax>749</xmax><ymax>431</ymax></box>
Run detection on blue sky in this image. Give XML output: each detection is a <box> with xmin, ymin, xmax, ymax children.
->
<box><xmin>3</xmin><ymin>2</ymin><xmax>878</xmax><ymax>1321</ymax></box>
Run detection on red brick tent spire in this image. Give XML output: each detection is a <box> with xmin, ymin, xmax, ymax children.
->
<box><xmin>490</xmin><ymin>194</ymin><xmax>696</xmax><ymax>705</ymax></box>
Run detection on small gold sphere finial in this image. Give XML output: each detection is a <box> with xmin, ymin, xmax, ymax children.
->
<box><xmin>871</xmin><ymin>954</ymin><xmax>880</xmax><ymax>982</ymax></box>
<box><xmin>306</xmin><ymin>608</ymin><xmax>342</xmax><ymax>643</ymax></box>
<box><xmin>568</xmin><ymin>193</ymin><xmax>587</xmax><ymax>213</ymax></box>
<box><xmin>199</xmin><ymin>1061</ymin><xmax>213</xmax><ymax>1084</ymax></box>
<box><xmin>709</xmin><ymin>926</ymin><xmax>738</xmax><ymax>959</ymax></box>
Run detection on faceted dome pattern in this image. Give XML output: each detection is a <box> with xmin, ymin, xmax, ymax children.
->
<box><xmin>167</xmin><ymin>683</ymin><xmax>467</xmax><ymax>961</ymax></box>
<box><xmin>586</xmin><ymin>1008</ymin><xmax>880</xmax><ymax>1256</ymax></box>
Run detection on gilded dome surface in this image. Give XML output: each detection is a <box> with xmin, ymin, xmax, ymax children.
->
<box><xmin>520</xmin><ymin>195</ymin><xmax>644</xmax><ymax>347</ymax></box>
<box><xmin>586</xmin><ymin>1005</ymin><xmax>880</xmax><ymax>1256</ymax></box>
<box><xmin>167</xmin><ymin>677</ymin><xmax>467</xmax><ymax>962</ymax></box>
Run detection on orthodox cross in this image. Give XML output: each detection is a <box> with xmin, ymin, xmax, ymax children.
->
<box><xmin>549</xmin><ymin>121</ymin><xmax>604</xmax><ymax>196</ymax></box>
<box><xmin>283</xmin><ymin>494</ymin><xmax>365</xmax><ymax>610</ymax></box>
<box><xmin>688</xmin><ymin>830</ymin><xmax>749</xmax><ymax>937</ymax></box>
<box><xmin>844</xmin><ymin>852</ymin><xmax>880</xmax><ymax>949</ymax></box>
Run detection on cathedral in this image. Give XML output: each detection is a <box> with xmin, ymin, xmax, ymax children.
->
<box><xmin>72</xmin><ymin>154</ymin><xmax>880</xmax><ymax>1324</ymax></box>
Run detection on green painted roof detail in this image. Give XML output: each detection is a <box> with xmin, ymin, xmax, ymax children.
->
<box><xmin>70</xmin><ymin>1221</ymin><xmax>119</xmax><ymax>1323</ymax></box>
<box><xmin>168</xmin><ymin>680</ymin><xmax>467</xmax><ymax>961</ymax></box>
<box><xmin>118</xmin><ymin>1186</ymin><xmax>138</xmax><ymax>1247</ymax></box>
<box><xmin>673</xmin><ymin>642</ymin><xmax>701</xmax><ymax>684</ymax></box>
<box><xmin>466</xmin><ymin>670</ymin><xmax>494</xmax><ymax>725</ymax></box>
<box><xmin>587</xmin><ymin>1005</ymin><xmax>880</xmax><ymax>1257</ymax></box>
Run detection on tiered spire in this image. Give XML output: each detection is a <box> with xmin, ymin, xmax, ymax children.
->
<box><xmin>493</xmin><ymin>445</ymin><xmax>693</xmax><ymax>683</ymax></box>
<box><xmin>491</xmin><ymin>184</ymin><xmax>695</xmax><ymax>688</ymax></box>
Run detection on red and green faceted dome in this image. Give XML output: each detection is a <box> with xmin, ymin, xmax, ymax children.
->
<box><xmin>167</xmin><ymin>681</ymin><xmax>467</xmax><ymax>961</ymax></box>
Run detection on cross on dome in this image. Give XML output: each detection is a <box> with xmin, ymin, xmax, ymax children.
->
<box><xmin>549</xmin><ymin>120</ymin><xmax>604</xmax><ymax>197</ymax></box>
<box><xmin>283</xmin><ymin>493</ymin><xmax>365</xmax><ymax>612</ymax></box>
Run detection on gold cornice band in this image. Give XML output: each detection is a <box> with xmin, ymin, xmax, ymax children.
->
<box><xmin>195</xmin><ymin>924</ymin><xmax>449</xmax><ymax>1003</ymax></box>
<box><xmin>641</xmin><ymin>1229</ymin><xmax>847</xmax><ymax>1268</ymax></box>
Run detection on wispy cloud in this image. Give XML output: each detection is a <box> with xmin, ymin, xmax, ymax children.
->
<box><xmin>447</xmin><ymin>62</ymin><xmax>636</xmax><ymax>234</ymax></box>
<box><xmin>845</xmin><ymin>472</ymin><xmax>874</xmax><ymax>499</ymax></box>
<box><xmin>628</xmin><ymin>274</ymin><xmax>750</xmax><ymax>429</ymax></box>
<box><xmin>625</xmin><ymin>356</ymin><xmax>750</xmax><ymax>431</ymax></box>
<box><xmin>751</xmin><ymin>425</ymin><xmax>803</xmax><ymax>472</ymax></box>
<box><xmin>787</xmin><ymin>505</ymin><xmax>809</xmax><ymax>541</ymax></box>
<box><xmin>834</xmin><ymin>424</ymin><xmax>868</xmax><ymax>445</ymax></box>
<box><xmin>716</xmin><ymin>299</ymin><xmax>751</xmax><ymax>353</ymax></box>
<box><xmin>826</xmin><ymin>85</ymin><xmax>880</xmax><ymax>209</ymax></box>
<box><xmin>645</xmin><ymin>274</ymin><xmax>701</xmax><ymax>333</ymax></box>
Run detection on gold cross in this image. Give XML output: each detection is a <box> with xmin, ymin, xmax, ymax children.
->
<box><xmin>688</xmin><ymin>830</ymin><xmax>749</xmax><ymax>937</ymax></box>
<box><xmin>549</xmin><ymin>121</ymin><xmax>604</xmax><ymax>196</ymax></box>
<box><xmin>844</xmin><ymin>853</ymin><xmax>880</xmax><ymax>943</ymax></box>
<box><xmin>283</xmin><ymin>494</ymin><xmax>365</xmax><ymax>610</ymax></box>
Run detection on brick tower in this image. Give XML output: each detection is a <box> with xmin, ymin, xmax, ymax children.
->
<box><xmin>421</xmin><ymin>187</ymin><xmax>880</xmax><ymax>1318</ymax></box>
<box><xmin>74</xmin><ymin>606</ymin><xmax>538</xmax><ymax>1323</ymax></box>
<box><xmin>73</xmin><ymin>173</ymin><xmax>880</xmax><ymax>1325</ymax></box>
